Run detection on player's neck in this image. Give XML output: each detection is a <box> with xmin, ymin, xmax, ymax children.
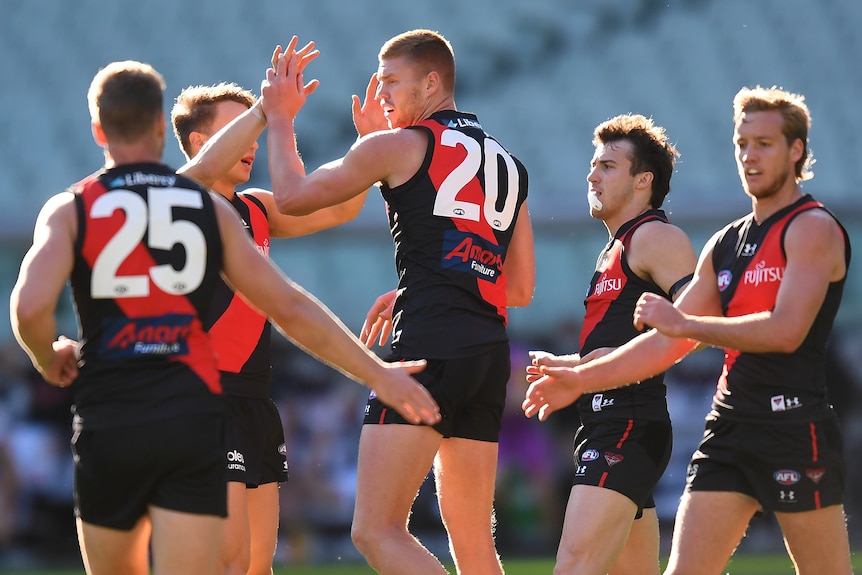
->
<box><xmin>604</xmin><ymin>205</ymin><xmax>651</xmax><ymax>238</ymax></box>
<box><xmin>211</xmin><ymin>180</ymin><xmax>237</xmax><ymax>200</ymax></box>
<box><xmin>421</xmin><ymin>97</ymin><xmax>457</xmax><ymax>122</ymax></box>
<box><xmin>751</xmin><ymin>183</ymin><xmax>803</xmax><ymax>223</ymax></box>
<box><xmin>103</xmin><ymin>140</ymin><xmax>162</xmax><ymax>168</ymax></box>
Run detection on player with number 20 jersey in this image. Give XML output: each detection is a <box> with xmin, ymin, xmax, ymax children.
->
<box><xmin>367</xmin><ymin>110</ymin><xmax>528</xmax><ymax>441</ymax></box>
<box><xmin>383</xmin><ymin>110</ymin><xmax>528</xmax><ymax>360</ymax></box>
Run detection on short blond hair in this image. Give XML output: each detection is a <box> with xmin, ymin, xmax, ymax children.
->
<box><xmin>379</xmin><ymin>29</ymin><xmax>455</xmax><ymax>94</ymax></box>
<box><xmin>87</xmin><ymin>60</ymin><xmax>165</xmax><ymax>143</ymax></box>
<box><xmin>733</xmin><ymin>85</ymin><xmax>814</xmax><ymax>181</ymax></box>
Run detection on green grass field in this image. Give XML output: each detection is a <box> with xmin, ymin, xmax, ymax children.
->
<box><xmin>7</xmin><ymin>553</ymin><xmax>862</xmax><ymax>575</ymax></box>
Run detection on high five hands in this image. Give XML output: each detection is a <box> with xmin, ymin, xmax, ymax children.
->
<box><xmin>260</xmin><ymin>36</ymin><xmax>321</xmax><ymax>121</ymax></box>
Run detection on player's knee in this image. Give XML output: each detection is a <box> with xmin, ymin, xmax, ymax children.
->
<box><xmin>219</xmin><ymin>545</ymin><xmax>251</xmax><ymax>575</ymax></box>
<box><xmin>351</xmin><ymin>516</ymin><xmax>408</xmax><ymax>559</ymax></box>
<box><xmin>350</xmin><ymin>518</ymin><xmax>380</xmax><ymax>557</ymax></box>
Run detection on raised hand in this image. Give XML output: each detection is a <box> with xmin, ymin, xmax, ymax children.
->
<box><xmin>271</xmin><ymin>38</ymin><xmax>320</xmax><ymax>75</ymax></box>
<box><xmin>261</xmin><ymin>37</ymin><xmax>320</xmax><ymax>121</ymax></box>
<box><xmin>352</xmin><ymin>73</ymin><xmax>389</xmax><ymax>137</ymax></box>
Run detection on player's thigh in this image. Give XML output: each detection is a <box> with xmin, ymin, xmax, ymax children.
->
<box><xmin>665</xmin><ymin>491</ymin><xmax>758</xmax><ymax>575</ymax></box>
<box><xmin>247</xmin><ymin>482</ymin><xmax>280</xmax><ymax>570</ymax></box>
<box><xmin>76</xmin><ymin>516</ymin><xmax>151</xmax><ymax>575</ymax></box>
<box><xmin>610</xmin><ymin>507</ymin><xmax>660</xmax><ymax>575</ymax></box>
<box><xmin>435</xmin><ymin>437</ymin><xmax>499</xmax><ymax>525</ymax></box>
<box><xmin>354</xmin><ymin>423</ymin><xmax>442</xmax><ymax>525</ymax></box>
<box><xmin>149</xmin><ymin>505</ymin><xmax>223</xmax><ymax>575</ymax></box>
<box><xmin>555</xmin><ymin>484</ymin><xmax>637</xmax><ymax>574</ymax></box>
<box><xmin>220</xmin><ymin>481</ymin><xmax>252</xmax><ymax>568</ymax></box>
<box><xmin>776</xmin><ymin>505</ymin><xmax>852</xmax><ymax>575</ymax></box>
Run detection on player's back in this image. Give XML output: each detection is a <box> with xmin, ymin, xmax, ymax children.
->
<box><xmin>381</xmin><ymin>110</ymin><xmax>528</xmax><ymax>359</ymax></box>
<box><xmin>69</xmin><ymin>162</ymin><xmax>225</xmax><ymax>429</ymax></box>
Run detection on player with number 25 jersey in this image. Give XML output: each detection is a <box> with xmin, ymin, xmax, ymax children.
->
<box><xmin>70</xmin><ymin>163</ymin><xmax>224</xmax><ymax>430</ymax></box>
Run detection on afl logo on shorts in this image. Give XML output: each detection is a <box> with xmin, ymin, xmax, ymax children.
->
<box><xmin>774</xmin><ymin>469</ymin><xmax>801</xmax><ymax>485</ymax></box>
<box><xmin>717</xmin><ymin>270</ymin><xmax>732</xmax><ymax>291</ymax></box>
<box><xmin>581</xmin><ymin>449</ymin><xmax>599</xmax><ymax>462</ymax></box>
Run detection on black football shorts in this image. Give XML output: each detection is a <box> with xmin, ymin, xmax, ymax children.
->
<box><xmin>72</xmin><ymin>413</ymin><xmax>227</xmax><ymax>529</ymax></box>
<box><xmin>364</xmin><ymin>342</ymin><xmax>510</xmax><ymax>442</ymax></box>
<box><xmin>685</xmin><ymin>413</ymin><xmax>846</xmax><ymax>513</ymax></box>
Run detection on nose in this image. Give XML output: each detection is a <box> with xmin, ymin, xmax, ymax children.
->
<box><xmin>587</xmin><ymin>166</ymin><xmax>599</xmax><ymax>183</ymax></box>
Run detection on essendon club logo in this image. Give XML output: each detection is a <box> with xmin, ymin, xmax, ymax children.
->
<box><xmin>441</xmin><ymin>230</ymin><xmax>503</xmax><ymax>283</ymax></box>
<box><xmin>806</xmin><ymin>468</ymin><xmax>826</xmax><ymax>484</ymax></box>
<box><xmin>604</xmin><ymin>452</ymin><xmax>624</xmax><ymax>467</ymax></box>
<box><xmin>100</xmin><ymin>314</ymin><xmax>194</xmax><ymax>360</ymax></box>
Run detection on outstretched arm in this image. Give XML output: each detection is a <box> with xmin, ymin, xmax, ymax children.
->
<box><xmin>521</xmin><ymin>237</ymin><xmax>719</xmax><ymax>421</ymax></box>
<box><xmin>263</xmin><ymin>48</ymin><xmax>416</xmax><ymax>216</ymax></box>
<box><xmin>635</xmin><ymin>209</ymin><xmax>846</xmax><ymax>353</ymax></box>
<box><xmin>247</xmin><ymin>187</ymin><xmax>370</xmax><ymax>238</ymax></box>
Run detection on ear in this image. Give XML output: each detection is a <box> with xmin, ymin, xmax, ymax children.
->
<box><xmin>635</xmin><ymin>171</ymin><xmax>654</xmax><ymax>190</ymax></box>
<box><xmin>789</xmin><ymin>137</ymin><xmax>805</xmax><ymax>163</ymax></box>
<box><xmin>188</xmin><ymin>131</ymin><xmax>207</xmax><ymax>153</ymax></box>
<box><xmin>155</xmin><ymin>111</ymin><xmax>166</xmax><ymax>140</ymax></box>
<box><xmin>425</xmin><ymin>70</ymin><xmax>440</xmax><ymax>95</ymax></box>
<box><xmin>91</xmin><ymin>121</ymin><xmax>108</xmax><ymax>147</ymax></box>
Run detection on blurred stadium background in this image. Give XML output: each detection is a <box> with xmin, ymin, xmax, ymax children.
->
<box><xmin>1</xmin><ymin>0</ymin><xmax>861</xmax><ymax>570</ymax></box>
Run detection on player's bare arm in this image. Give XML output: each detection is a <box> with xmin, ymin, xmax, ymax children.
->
<box><xmin>264</xmin><ymin>49</ymin><xmax>426</xmax><ymax>215</ymax></box>
<box><xmin>178</xmin><ymin>103</ymin><xmax>267</xmax><ymax>188</ymax></box>
<box><xmin>212</xmin><ymin>194</ymin><xmax>440</xmax><ymax>425</ymax></box>
<box><xmin>523</xmin><ymin>246</ymin><xmax>714</xmax><ymax>421</ymax></box>
<box><xmin>626</xmin><ymin>220</ymin><xmax>698</xmax><ymax>300</ymax></box>
<box><xmin>10</xmin><ymin>193</ymin><xmax>79</xmax><ymax>386</ymax></box>
<box><xmin>268</xmin><ymin>115</ymin><xmax>424</xmax><ymax>215</ymax></box>
<box><xmin>637</xmin><ymin>209</ymin><xmax>845</xmax><ymax>353</ymax></box>
<box><xmin>503</xmin><ymin>202</ymin><xmax>536</xmax><ymax>307</ymax></box>
<box><xmin>245</xmin><ymin>187</ymin><xmax>370</xmax><ymax>238</ymax></box>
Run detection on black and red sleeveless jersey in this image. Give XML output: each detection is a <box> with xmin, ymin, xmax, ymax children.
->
<box><xmin>576</xmin><ymin>210</ymin><xmax>672</xmax><ymax>422</ymax></box>
<box><xmin>381</xmin><ymin>110</ymin><xmax>528</xmax><ymax>359</ymax></box>
<box><xmin>711</xmin><ymin>194</ymin><xmax>851</xmax><ymax>422</ymax></box>
<box><xmin>69</xmin><ymin>163</ymin><xmax>224</xmax><ymax>429</ymax></box>
<box><xmin>203</xmin><ymin>192</ymin><xmax>272</xmax><ymax>398</ymax></box>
